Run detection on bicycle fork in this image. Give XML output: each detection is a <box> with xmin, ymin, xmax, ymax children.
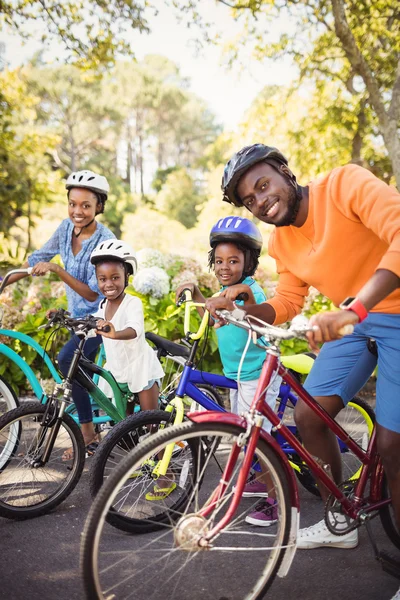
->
<box><xmin>31</xmin><ymin>385</ymin><xmax>71</xmax><ymax>467</ymax></box>
<box><xmin>151</xmin><ymin>397</ymin><xmax>185</xmax><ymax>478</ymax></box>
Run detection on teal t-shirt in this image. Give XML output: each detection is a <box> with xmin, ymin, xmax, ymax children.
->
<box><xmin>216</xmin><ymin>276</ymin><xmax>267</xmax><ymax>381</ymax></box>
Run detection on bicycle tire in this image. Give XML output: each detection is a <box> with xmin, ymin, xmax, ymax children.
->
<box><xmin>294</xmin><ymin>397</ymin><xmax>375</xmax><ymax>497</ymax></box>
<box><xmin>88</xmin><ymin>409</ymin><xmax>175</xmax><ymax>522</ymax></box>
<box><xmin>380</xmin><ymin>473</ymin><xmax>400</xmax><ymax>550</ymax></box>
<box><xmin>187</xmin><ymin>383</ymin><xmax>225</xmax><ymax>411</ymax></box>
<box><xmin>0</xmin><ymin>375</ymin><xmax>19</xmax><ymax>416</ymax></box>
<box><xmin>89</xmin><ymin>410</ymin><xmax>194</xmax><ymax>533</ymax></box>
<box><xmin>0</xmin><ymin>402</ymin><xmax>85</xmax><ymax>519</ymax></box>
<box><xmin>0</xmin><ymin>377</ymin><xmax>20</xmax><ymax>470</ymax></box>
<box><xmin>81</xmin><ymin>420</ymin><xmax>293</xmax><ymax>600</ymax></box>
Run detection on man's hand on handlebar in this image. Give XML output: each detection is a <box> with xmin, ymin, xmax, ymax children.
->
<box><xmin>219</xmin><ymin>284</ymin><xmax>253</xmax><ymax>304</ymax></box>
<box><xmin>205</xmin><ymin>296</ymin><xmax>237</xmax><ymax>326</ymax></box>
<box><xmin>307</xmin><ymin>310</ymin><xmax>358</xmax><ymax>351</ymax></box>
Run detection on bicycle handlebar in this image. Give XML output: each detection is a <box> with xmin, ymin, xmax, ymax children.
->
<box><xmin>39</xmin><ymin>309</ymin><xmax>111</xmax><ymax>335</ymax></box>
<box><xmin>215</xmin><ymin>309</ymin><xmax>354</xmax><ymax>342</ymax></box>
<box><xmin>0</xmin><ymin>268</ymin><xmax>33</xmax><ymax>295</ymax></box>
<box><xmin>177</xmin><ymin>289</ymin><xmax>215</xmax><ymax>341</ymax></box>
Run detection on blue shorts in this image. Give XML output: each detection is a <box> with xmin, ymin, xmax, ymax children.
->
<box><xmin>303</xmin><ymin>313</ymin><xmax>400</xmax><ymax>433</ymax></box>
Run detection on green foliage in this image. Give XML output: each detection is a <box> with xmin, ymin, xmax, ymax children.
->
<box><xmin>216</xmin><ymin>0</ymin><xmax>400</xmax><ymax>184</ymax></box>
<box><xmin>0</xmin><ymin>277</ymin><xmax>68</xmax><ymax>394</ymax></box>
<box><xmin>280</xmin><ymin>292</ymin><xmax>334</xmax><ymax>356</ymax></box>
<box><xmin>157</xmin><ymin>168</ymin><xmax>205</xmax><ymax>228</ymax></box>
<box><xmin>0</xmin><ymin>71</ymin><xmax>60</xmax><ymax>248</ymax></box>
<box><xmin>1</xmin><ymin>0</ymin><xmax>153</xmax><ymax>67</ymax></box>
<box><xmin>152</xmin><ymin>166</ymin><xmax>180</xmax><ymax>193</ymax></box>
<box><xmin>126</xmin><ymin>287</ymin><xmax>222</xmax><ymax>374</ymax></box>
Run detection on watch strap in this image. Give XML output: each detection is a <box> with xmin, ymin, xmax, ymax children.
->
<box><xmin>342</xmin><ymin>298</ymin><xmax>368</xmax><ymax>322</ymax></box>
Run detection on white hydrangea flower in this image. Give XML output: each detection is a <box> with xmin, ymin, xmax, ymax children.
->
<box><xmin>172</xmin><ymin>269</ymin><xmax>198</xmax><ymax>290</ymax></box>
<box><xmin>133</xmin><ymin>267</ymin><xmax>170</xmax><ymax>299</ymax></box>
<box><xmin>136</xmin><ymin>248</ymin><xmax>165</xmax><ymax>270</ymax></box>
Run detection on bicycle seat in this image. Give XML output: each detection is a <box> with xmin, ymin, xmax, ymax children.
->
<box><xmin>281</xmin><ymin>353</ymin><xmax>315</xmax><ymax>375</ymax></box>
<box><xmin>145</xmin><ymin>332</ymin><xmax>190</xmax><ymax>359</ymax></box>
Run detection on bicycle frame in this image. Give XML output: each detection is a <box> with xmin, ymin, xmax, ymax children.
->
<box><xmin>189</xmin><ymin>350</ymin><xmax>386</xmax><ymax>542</ymax></box>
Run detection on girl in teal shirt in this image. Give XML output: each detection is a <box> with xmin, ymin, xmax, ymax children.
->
<box><xmin>176</xmin><ymin>215</ymin><xmax>281</xmax><ymax>527</ymax></box>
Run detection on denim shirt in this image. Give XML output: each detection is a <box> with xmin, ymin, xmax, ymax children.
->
<box><xmin>28</xmin><ymin>219</ymin><xmax>115</xmax><ymax>317</ymax></box>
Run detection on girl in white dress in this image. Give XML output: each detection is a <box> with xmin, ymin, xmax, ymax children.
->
<box><xmin>90</xmin><ymin>240</ymin><xmax>164</xmax><ymax>414</ymax></box>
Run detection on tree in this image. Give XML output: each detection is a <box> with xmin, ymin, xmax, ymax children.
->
<box><xmin>0</xmin><ymin>69</ymin><xmax>60</xmax><ymax>249</ymax></box>
<box><xmin>24</xmin><ymin>64</ymin><xmax>121</xmax><ymax>173</ymax></box>
<box><xmin>238</xmin><ymin>82</ymin><xmax>391</xmax><ymax>182</ymax></box>
<box><xmin>215</xmin><ymin>0</ymin><xmax>400</xmax><ymax>186</ymax></box>
<box><xmin>1</xmin><ymin>1</ymin><xmax>154</xmax><ymax>67</ymax></box>
<box><xmin>156</xmin><ymin>168</ymin><xmax>205</xmax><ymax>228</ymax></box>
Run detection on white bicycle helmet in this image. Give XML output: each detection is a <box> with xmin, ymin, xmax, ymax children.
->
<box><xmin>66</xmin><ymin>170</ymin><xmax>110</xmax><ymax>197</ymax></box>
<box><xmin>90</xmin><ymin>240</ymin><xmax>137</xmax><ymax>276</ymax></box>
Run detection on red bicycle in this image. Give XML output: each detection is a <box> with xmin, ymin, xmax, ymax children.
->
<box><xmin>81</xmin><ymin>310</ymin><xmax>398</xmax><ymax>600</ymax></box>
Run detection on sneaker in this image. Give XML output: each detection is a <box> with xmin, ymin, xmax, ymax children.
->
<box><xmin>297</xmin><ymin>518</ymin><xmax>359</xmax><ymax>549</ymax></box>
<box><xmin>242</xmin><ymin>475</ymin><xmax>268</xmax><ymax>498</ymax></box>
<box><xmin>389</xmin><ymin>586</ymin><xmax>400</xmax><ymax>599</ymax></box>
<box><xmin>245</xmin><ymin>499</ymin><xmax>278</xmax><ymax>526</ymax></box>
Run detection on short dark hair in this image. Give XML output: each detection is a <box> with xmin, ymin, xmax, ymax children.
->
<box><xmin>208</xmin><ymin>241</ymin><xmax>260</xmax><ymax>278</ymax></box>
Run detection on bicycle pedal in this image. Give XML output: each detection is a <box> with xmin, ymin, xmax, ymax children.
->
<box><xmin>379</xmin><ymin>551</ymin><xmax>400</xmax><ymax>579</ymax></box>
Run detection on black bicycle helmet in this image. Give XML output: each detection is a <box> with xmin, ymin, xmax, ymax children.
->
<box><xmin>210</xmin><ymin>216</ymin><xmax>263</xmax><ymax>252</ymax></box>
<box><xmin>222</xmin><ymin>144</ymin><xmax>289</xmax><ymax>206</ymax></box>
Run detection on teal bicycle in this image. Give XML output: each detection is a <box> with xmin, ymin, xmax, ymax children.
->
<box><xmin>0</xmin><ymin>268</ymin><xmax>124</xmax><ymax>430</ymax></box>
<box><xmin>0</xmin><ymin>303</ymin><xmax>142</xmax><ymax>520</ymax></box>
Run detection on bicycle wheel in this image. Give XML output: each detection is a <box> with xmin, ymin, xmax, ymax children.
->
<box><xmin>0</xmin><ymin>377</ymin><xmax>20</xmax><ymax>470</ymax></box>
<box><xmin>0</xmin><ymin>375</ymin><xmax>19</xmax><ymax>416</ymax></box>
<box><xmin>294</xmin><ymin>397</ymin><xmax>375</xmax><ymax>497</ymax></box>
<box><xmin>380</xmin><ymin>473</ymin><xmax>400</xmax><ymax>550</ymax></box>
<box><xmin>0</xmin><ymin>402</ymin><xmax>85</xmax><ymax>519</ymax></box>
<box><xmin>186</xmin><ymin>383</ymin><xmax>225</xmax><ymax>412</ymax></box>
<box><xmin>89</xmin><ymin>409</ymin><xmax>174</xmax><ymax>496</ymax></box>
<box><xmin>81</xmin><ymin>420</ymin><xmax>294</xmax><ymax>600</ymax></box>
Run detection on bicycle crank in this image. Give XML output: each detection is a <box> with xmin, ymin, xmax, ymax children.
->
<box><xmin>325</xmin><ymin>480</ymin><xmax>359</xmax><ymax>535</ymax></box>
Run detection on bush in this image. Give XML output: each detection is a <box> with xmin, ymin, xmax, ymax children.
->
<box><xmin>0</xmin><ymin>275</ymin><xmax>68</xmax><ymax>395</ymax></box>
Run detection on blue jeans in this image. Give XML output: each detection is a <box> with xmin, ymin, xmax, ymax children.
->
<box><xmin>57</xmin><ymin>334</ymin><xmax>102</xmax><ymax>424</ymax></box>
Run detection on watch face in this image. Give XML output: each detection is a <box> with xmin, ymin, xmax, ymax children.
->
<box><xmin>340</xmin><ymin>297</ymin><xmax>356</xmax><ymax>308</ymax></box>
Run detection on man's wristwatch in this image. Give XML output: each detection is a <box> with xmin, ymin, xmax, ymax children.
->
<box><xmin>339</xmin><ymin>297</ymin><xmax>368</xmax><ymax>323</ymax></box>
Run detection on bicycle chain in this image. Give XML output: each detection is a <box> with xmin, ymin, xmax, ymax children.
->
<box><xmin>324</xmin><ymin>480</ymin><xmax>359</xmax><ymax>535</ymax></box>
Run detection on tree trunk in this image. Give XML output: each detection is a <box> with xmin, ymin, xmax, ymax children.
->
<box><xmin>331</xmin><ymin>0</ymin><xmax>400</xmax><ymax>188</ymax></box>
<box><xmin>350</xmin><ymin>101</ymin><xmax>367</xmax><ymax>166</ymax></box>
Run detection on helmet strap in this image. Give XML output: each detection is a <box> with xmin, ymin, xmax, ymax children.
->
<box><xmin>73</xmin><ymin>218</ymin><xmax>95</xmax><ymax>238</ymax></box>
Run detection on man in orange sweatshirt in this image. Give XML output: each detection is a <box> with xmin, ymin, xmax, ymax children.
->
<box><xmin>205</xmin><ymin>145</ymin><xmax>400</xmax><ymax>560</ymax></box>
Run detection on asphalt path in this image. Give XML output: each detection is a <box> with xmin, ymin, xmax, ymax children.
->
<box><xmin>1</xmin><ymin>458</ymin><xmax>400</xmax><ymax>600</ymax></box>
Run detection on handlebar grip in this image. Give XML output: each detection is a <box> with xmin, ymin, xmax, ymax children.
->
<box><xmin>27</xmin><ymin>267</ymin><xmax>33</xmax><ymax>275</ymax></box>
<box><xmin>236</xmin><ymin>292</ymin><xmax>249</xmax><ymax>302</ymax></box>
<box><xmin>338</xmin><ymin>324</ymin><xmax>354</xmax><ymax>336</ymax></box>
<box><xmin>98</xmin><ymin>325</ymin><xmax>111</xmax><ymax>333</ymax></box>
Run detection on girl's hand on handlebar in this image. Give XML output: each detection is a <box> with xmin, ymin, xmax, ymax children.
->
<box><xmin>175</xmin><ymin>283</ymin><xmax>204</xmax><ymax>305</ymax></box>
<box><xmin>96</xmin><ymin>319</ymin><xmax>115</xmax><ymax>338</ymax></box>
<box><xmin>307</xmin><ymin>310</ymin><xmax>358</xmax><ymax>351</ymax></box>
<box><xmin>31</xmin><ymin>262</ymin><xmax>60</xmax><ymax>277</ymax></box>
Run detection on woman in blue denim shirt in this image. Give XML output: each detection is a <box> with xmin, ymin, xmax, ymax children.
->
<box><xmin>7</xmin><ymin>170</ymin><xmax>115</xmax><ymax>455</ymax></box>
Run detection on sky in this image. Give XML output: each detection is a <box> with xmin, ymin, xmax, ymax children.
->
<box><xmin>1</xmin><ymin>1</ymin><xmax>296</xmax><ymax>131</ymax></box>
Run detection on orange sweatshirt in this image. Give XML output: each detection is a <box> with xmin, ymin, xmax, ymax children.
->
<box><xmin>267</xmin><ymin>163</ymin><xmax>400</xmax><ymax>324</ymax></box>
